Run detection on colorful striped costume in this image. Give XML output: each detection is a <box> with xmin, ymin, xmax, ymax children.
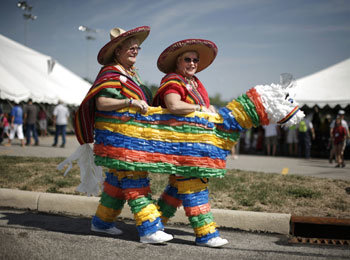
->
<box><xmin>76</xmin><ymin>65</ymin><xmax>163</xmax><ymax>237</ymax></box>
<box><xmin>67</xmin><ymin>68</ymin><xmax>304</xmax><ymax>242</ymax></box>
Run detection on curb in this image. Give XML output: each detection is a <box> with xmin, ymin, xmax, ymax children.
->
<box><xmin>0</xmin><ymin>188</ymin><xmax>291</xmax><ymax>235</ymax></box>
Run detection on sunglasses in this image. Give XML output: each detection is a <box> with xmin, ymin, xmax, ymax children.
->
<box><xmin>183</xmin><ymin>57</ymin><xmax>200</xmax><ymax>64</ymax></box>
<box><xmin>128</xmin><ymin>46</ymin><xmax>141</xmax><ymax>52</ymax></box>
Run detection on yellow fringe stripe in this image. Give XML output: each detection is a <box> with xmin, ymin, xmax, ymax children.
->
<box><xmin>176</xmin><ymin>178</ymin><xmax>209</xmax><ymax>194</ymax></box>
<box><xmin>95</xmin><ymin>204</ymin><xmax>122</xmax><ymax>223</ymax></box>
<box><xmin>134</xmin><ymin>204</ymin><xmax>161</xmax><ymax>226</ymax></box>
<box><xmin>118</xmin><ymin>106</ymin><xmax>224</xmax><ymax>124</ymax></box>
<box><xmin>226</xmin><ymin>100</ymin><xmax>253</xmax><ymax>129</ymax></box>
<box><xmin>95</xmin><ymin>121</ymin><xmax>235</xmax><ymax>151</ymax></box>
<box><xmin>109</xmin><ymin>169</ymin><xmax>148</xmax><ymax>180</ymax></box>
<box><xmin>194</xmin><ymin>222</ymin><xmax>218</xmax><ymax>237</ymax></box>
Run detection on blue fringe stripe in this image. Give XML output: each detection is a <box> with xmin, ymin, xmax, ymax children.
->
<box><xmin>179</xmin><ymin>189</ymin><xmax>209</xmax><ymax>207</ymax></box>
<box><xmin>97</xmin><ymin>110</ymin><xmax>216</xmax><ymax>129</ymax></box>
<box><xmin>105</xmin><ymin>171</ymin><xmax>150</xmax><ymax>189</ymax></box>
<box><xmin>95</xmin><ymin>130</ymin><xmax>230</xmax><ymax>160</ymax></box>
<box><xmin>91</xmin><ymin>215</ymin><xmax>115</xmax><ymax>229</ymax></box>
<box><xmin>137</xmin><ymin>217</ymin><xmax>164</xmax><ymax>237</ymax></box>
<box><xmin>195</xmin><ymin>230</ymin><xmax>220</xmax><ymax>243</ymax></box>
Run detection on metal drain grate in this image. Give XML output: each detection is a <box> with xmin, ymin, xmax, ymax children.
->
<box><xmin>290</xmin><ymin>216</ymin><xmax>350</xmax><ymax>246</ymax></box>
<box><xmin>289</xmin><ymin>236</ymin><xmax>350</xmax><ymax>246</ymax></box>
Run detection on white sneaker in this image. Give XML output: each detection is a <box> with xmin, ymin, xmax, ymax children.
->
<box><xmin>91</xmin><ymin>224</ymin><xmax>123</xmax><ymax>235</ymax></box>
<box><xmin>196</xmin><ymin>237</ymin><xmax>228</xmax><ymax>247</ymax></box>
<box><xmin>140</xmin><ymin>230</ymin><xmax>173</xmax><ymax>244</ymax></box>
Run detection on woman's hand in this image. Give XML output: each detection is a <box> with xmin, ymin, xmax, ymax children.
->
<box><xmin>200</xmin><ymin>105</ymin><xmax>216</xmax><ymax>113</ymax></box>
<box><xmin>132</xmin><ymin>99</ymin><xmax>149</xmax><ymax>114</ymax></box>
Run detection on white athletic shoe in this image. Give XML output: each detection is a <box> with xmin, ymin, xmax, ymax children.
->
<box><xmin>91</xmin><ymin>224</ymin><xmax>123</xmax><ymax>235</ymax></box>
<box><xmin>196</xmin><ymin>237</ymin><xmax>228</xmax><ymax>247</ymax></box>
<box><xmin>140</xmin><ymin>230</ymin><xmax>173</xmax><ymax>244</ymax></box>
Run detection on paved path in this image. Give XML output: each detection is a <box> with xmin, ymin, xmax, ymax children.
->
<box><xmin>1</xmin><ymin>135</ymin><xmax>349</xmax><ymax>181</ymax></box>
<box><xmin>1</xmin><ymin>209</ymin><xmax>349</xmax><ymax>260</ymax></box>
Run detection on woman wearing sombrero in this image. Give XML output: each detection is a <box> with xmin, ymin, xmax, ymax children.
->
<box><xmin>74</xmin><ymin>26</ymin><xmax>173</xmax><ymax>244</ymax></box>
<box><xmin>153</xmin><ymin>39</ymin><xmax>228</xmax><ymax>247</ymax></box>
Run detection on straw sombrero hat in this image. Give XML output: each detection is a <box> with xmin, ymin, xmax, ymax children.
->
<box><xmin>97</xmin><ymin>26</ymin><xmax>150</xmax><ymax>65</ymax></box>
<box><xmin>157</xmin><ymin>39</ymin><xmax>218</xmax><ymax>74</ymax></box>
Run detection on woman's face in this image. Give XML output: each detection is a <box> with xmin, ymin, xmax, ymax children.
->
<box><xmin>115</xmin><ymin>38</ymin><xmax>140</xmax><ymax>68</ymax></box>
<box><xmin>176</xmin><ymin>51</ymin><xmax>199</xmax><ymax>78</ymax></box>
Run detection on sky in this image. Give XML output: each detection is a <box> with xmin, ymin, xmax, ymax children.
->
<box><xmin>1</xmin><ymin>0</ymin><xmax>350</xmax><ymax>101</ymax></box>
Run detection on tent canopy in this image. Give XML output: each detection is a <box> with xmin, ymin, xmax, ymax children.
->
<box><xmin>0</xmin><ymin>34</ymin><xmax>91</xmax><ymax>106</ymax></box>
<box><xmin>293</xmin><ymin>58</ymin><xmax>350</xmax><ymax>108</ymax></box>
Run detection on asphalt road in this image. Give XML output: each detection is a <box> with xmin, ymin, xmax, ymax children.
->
<box><xmin>1</xmin><ymin>209</ymin><xmax>349</xmax><ymax>260</ymax></box>
<box><xmin>1</xmin><ymin>135</ymin><xmax>349</xmax><ymax>181</ymax></box>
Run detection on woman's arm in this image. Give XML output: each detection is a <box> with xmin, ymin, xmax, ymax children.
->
<box><xmin>164</xmin><ymin>93</ymin><xmax>211</xmax><ymax>115</ymax></box>
<box><xmin>96</xmin><ymin>96</ymin><xmax>149</xmax><ymax>114</ymax></box>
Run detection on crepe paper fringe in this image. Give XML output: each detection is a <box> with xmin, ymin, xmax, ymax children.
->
<box><xmin>134</xmin><ymin>204</ymin><xmax>161</xmax><ymax>226</ymax></box>
<box><xmin>103</xmin><ymin>182</ymin><xmax>124</xmax><ymax>199</ymax></box>
<box><xmin>189</xmin><ymin>212</ymin><xmax>214</xmax><ymax>228</ymax></box>
<box><xmin>179</xmin><ymin>189</ymin><xmax>209</xmax><ymax>208</ymax></box>
<box><xmin>137</xmin><ymin>217</ymin><xmax>164</xmax><ymax>237</ymax></box>
<box><xmin>95</xmin><ymin>204</ymin><xmax>121</xmax><ymax>223</ymax></box>
<box><xmin>184</xmin><ymin>203</ymin><xmax>211</xmax><ymax>217</ymax></box>
<box><xmin>100</xmin><ymin>192</ymin><xmax>126</xmax><ymax>210</ymax></box>
<box><xmin>254</xmin><ymin>84</ymin><xmax>304</xmax><ymax>127</ymax></box>
<box><xmin>194</xmin><ymin>222</ymin><xmax>217</xmax><ymax>237</ymax></box>
<box><xmin>95</xmin><ymin>156</ymin><xmax>227</xmax><ymax>178</ymax></box>
<box><xmin>92</xmin><ymin>215</ymin><xmax>117</xmax><ymax>229</ymax></box>
<box><xmin>160</xmin><ymin>193</ymin><xmax>182</xmax><ymax>208</ymax></box>
<box><xmin>246</xmin><ymin>88</ymin><xmax>269</xmax><ymax>125</ymax></box>
<box><xmin>195</xmin><ymin>230</ymin><xmax>220</xmax><ymax>244</ymax></box>
<box><xmin>95</xmin><ymin>131</ymin><xmax>231</xmax><ymax>160</ymax></box>
<box><xmin>236</xmin><ymin>94</ymin><xmax>260</xmax><ymax>127</ymax></box>
<box><xmin>157</xmin><ymin>199</ymin><xmax>178</xmax><ymax>219</ymax></box>
<box><xmin>94</xmin><ymin>144</ymin><xmax>226</xmax><ymax>169</ymax></box>
<box><xmin>171</xmin><ymin>176</ymin><xmax>209</xmax><ymax>194</ymax></box>
<box><xmin>128</xmin><ymin>195</ymin><xmax>154</xmax><ymax>214</ymax></box>
<box><xmin>61</xmin><ymin>85</ymin><xmax>304</xmax><ymax>194</ymax></box>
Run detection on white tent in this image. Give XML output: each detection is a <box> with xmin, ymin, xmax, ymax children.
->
<box><xmin>293</xmin><ymin>58</ymin><xmax>350</xmax><ymax>108</ymax></box>
<box><xmin>0</xmin><ymin>34</ymin><xmax>91</xmax><ymax>106</ymax></box>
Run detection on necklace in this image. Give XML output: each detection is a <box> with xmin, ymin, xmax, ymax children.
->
<box><xmin>114</xmin><ymin>61</ymin><xmax>143</xmax><ymax>86</ymax></box>
<box><xmin>185</xmin><ymin>77</ymin><xmax>198</xmax><ymax>91</ymax></box>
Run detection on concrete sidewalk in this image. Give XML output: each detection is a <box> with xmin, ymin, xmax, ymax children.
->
<box><xmin>0</xmin><ymin>188</ymin><xmax>291</xmax><ymax>235</ymax></box>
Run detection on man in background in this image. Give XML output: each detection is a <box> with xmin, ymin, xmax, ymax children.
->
<box><xmin>23</xmin><ymin>99</ymin><xmax>39</xmax><ymax>146</ymax></box>
<box><xmin>52</xmin><ymin>101</ymin><xmax>69</xmax><ymax>148</ymax></box>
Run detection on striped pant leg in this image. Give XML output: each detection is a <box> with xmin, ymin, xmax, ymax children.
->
<box><xmin>119</xmin><ymin>171</ymin><xmax>164</xmax><ymax>237</ymax></box>
<box><xmin>157</xmin><ymin>175</ymin><xmax>183</xmax><ymax>224</ymax></box>
<box><xmin>92</xmin><ymin>170</ymin><xmax>126</xmax><ymax>229</ymax></box>
<box><xmin>177</xmin><ymin>178</ymin><xmax>220</xmax><ymax>244</ymax></box>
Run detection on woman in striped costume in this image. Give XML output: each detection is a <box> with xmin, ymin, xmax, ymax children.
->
<box><xmin>75</xmin><ymin>26</ymin><xmax>173</xmax><ymax>244</ymax></box>
<box><xmin>153</xmin><ymin>39</ymin><xmax>228</xmax><ymax>247</ymax></box>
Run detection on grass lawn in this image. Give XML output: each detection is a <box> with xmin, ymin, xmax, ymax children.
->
<box><xmin>1</xmin><ymin>155</ymin><xmax>349</xmax><ymax>218</ymax></box>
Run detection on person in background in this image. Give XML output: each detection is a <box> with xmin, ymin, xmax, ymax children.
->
<box><xmin>152</xmin><ymin>38</ymin><xmax>228</xmax><ymax>247</ymax></box>
<box><xmin>263</xmin><ymin>123</ymin><xmax>278</xmax><ymax>156</ymax></box>
<box><xmin>7</xmin><ymin>102</ymin><xmax>25</xmax><ymax>147</ymax></box>
<box><xmin>329</xmin><ymin>110</ymin><xmax>349</xmax><ymax>165</ymax></box>
<box><xmin>23</xmin><ymin>99</ymin><xmax>39</xmax><ymax>146</ymax></box>
<box><xmin>286</xmin><ymin>125</ymin><xmax>298</xmax><ymax>156</ymax></box>
<box><xmin>0</xmin><ymin>108</ymin><xmax>10</xmax><ymax>144</ymax></box>
<box><xmin>332</xmin><ymin>116</ymin><xmax>347</xmax><ymax>168</ymax></box>
<box><xmin>38</xmin><ymin>107</ymin><xmax>48</xmax><ymax>136</ymax></box>
<box><xmin>298</xmin><ymin>116</ymin><xmax>315</xmax><ymax>159</ymax></box>
<box><xmin>52</xmin><ymin>100</ymin><xmax>69</xmax><ymax>148</ymax></box>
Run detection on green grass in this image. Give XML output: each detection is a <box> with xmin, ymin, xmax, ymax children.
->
<box><xmin>0</xmin><ymin>155</ymin><xmax>349</xmax><ymax>218</ymax></box>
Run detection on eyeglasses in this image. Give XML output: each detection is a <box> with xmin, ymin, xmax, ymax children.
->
<box><xmin>183</xmin><ymin>57</ymin><xmax>200</xmax><ymax>64</ymax></box>
<box><xmin>128</xmin><ymin>46</ymin><xmax>141</xmax><ymax>52</ymax></box>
